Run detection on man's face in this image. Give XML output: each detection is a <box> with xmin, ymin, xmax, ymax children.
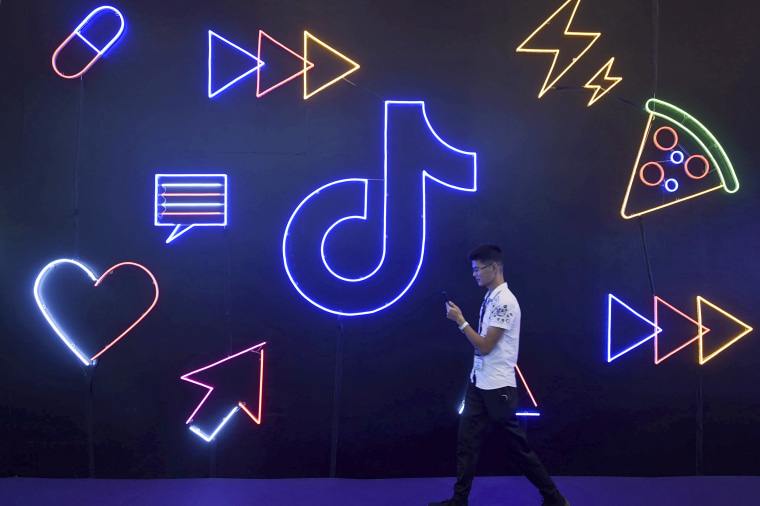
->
<box><xmin>472</xmin><ymin>260</ymin><xmax>496</xmax><ymax>287</ymax></box>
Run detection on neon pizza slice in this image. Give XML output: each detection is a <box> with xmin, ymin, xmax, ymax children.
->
<box><xmin>621</xmin><ymin>98</ymin><xmax>740</xmax><ymax>219</ymax></box>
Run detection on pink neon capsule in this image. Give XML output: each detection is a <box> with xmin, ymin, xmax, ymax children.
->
<box><xmin>52</xmin><ymin>6</ymin><xmax>125</xmax><ymax>79</ymax></box>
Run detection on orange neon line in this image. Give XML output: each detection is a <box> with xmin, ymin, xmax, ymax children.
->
<box><xmin>90</xmin><ymin>262</ymin><xmax>159</xmax><ymax>361</ymax></box>
<box><xmin>639</xmin><ymin>161</ymin><xmax>664</xmax><ymax>186</ymax></box>
<box><xmin>697</xmin><ymin>297</ymin><xmax>753</xmax><ymax>365</ymax></box>
<box><xmin>654</xmin><ymin>296</ymin><xmax>709</xmax><ymax>365</ymax></box>
<box><xmin>625</xmin><ymin>187</ymin><xmax>722</xmax><ymax>219</ymax></box>
<box><xmin>516</xmin><ymin>0</ymin><xmax>601</xmax><ymax>98</ymax></box>
<box><xmin>684</xmin><ymin>155</ymin><xmax>710</xmax><ymax>179</ymax></box>
<box><xmin>515</xmin><ymin>364</ymin><xmax>538</xmax><ymax>408</ymax></box>
<box><xmin>238</xmin><ymin>349</ymin><xmax>264</xmax><ymax>424</ymax></box>
<box><xmin>621</xmin><ymin>109</ymin><xmax>656</xmax><ymax>218</ymax></box>
<box><xmin>653</xmin><ymin>126</ymin><xmax>678</xmax><ymax>151</ymax></box>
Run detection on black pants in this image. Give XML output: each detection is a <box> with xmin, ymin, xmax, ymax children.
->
<box><xmin>454</xmin><ymin>381</ymin><xmax>561</xmax><ymax>501</ymax></box>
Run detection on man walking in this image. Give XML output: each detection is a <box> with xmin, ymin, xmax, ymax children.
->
<box><xmin>429</xmin><ymin>244</ymin><xmax>568</xmax><ymax>506</ymax></box>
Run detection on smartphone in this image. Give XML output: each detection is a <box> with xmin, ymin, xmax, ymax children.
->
<box><xmin>442</xmin><ymin>291</ymin><xmax>450</xmax><ymax>303</ymax></box>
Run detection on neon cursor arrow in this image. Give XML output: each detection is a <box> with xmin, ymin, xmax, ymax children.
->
<box><xmin>180</xmin><ymin>342</ymin><xmax>266</xmax><ymax>442</ymax></box>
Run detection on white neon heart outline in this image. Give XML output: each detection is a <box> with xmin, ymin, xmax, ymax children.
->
<box><xmin>34</xmin><ymin>259</ymin><xmax>159</xmax><ymax>366</ymax></box>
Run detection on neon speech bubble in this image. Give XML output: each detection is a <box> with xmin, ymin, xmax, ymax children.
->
<box><xmin>282</xmin><ymin>101</ymin><xmax>477</xmax><ymax>316</ymax></box>
<box><xmin>155</xmin><ymin>174</ymin><xmax>228</xmax><ymax>243</ymax></box>
<box><xmin>34</xmin><ymin>259</ymin><xmax>159</xmax><ymax>366</ymax></box>
<box><xmin>52</xmin><ymin>6</ymin><xmax>125</xmax><ymax>79</ymax></box>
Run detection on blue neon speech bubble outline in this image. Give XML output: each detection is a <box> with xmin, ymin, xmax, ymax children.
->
<box><xmin>154</xmin><ymin>174</ymin><xmax>228</xmax><ymax>244</ymax></box>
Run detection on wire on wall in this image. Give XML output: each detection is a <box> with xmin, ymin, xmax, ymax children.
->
<box><xmin>73</xmin><ymin>76</ymin><xmax>84</xmax><ymax>259</ymax></box>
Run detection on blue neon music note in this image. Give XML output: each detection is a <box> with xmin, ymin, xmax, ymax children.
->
<box><xmin>282</xmin><ymin>101</ymin><xmax>477</xmax><ymax>316</ymax></box>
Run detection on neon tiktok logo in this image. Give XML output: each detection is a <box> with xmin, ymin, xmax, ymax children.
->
<box><xmin>283</xmin><ymin>101</ymin><xmax>477</xmax><ymax>316</ymax></box>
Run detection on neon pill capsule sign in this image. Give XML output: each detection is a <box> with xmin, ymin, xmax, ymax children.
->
<box><xmin>52</xmin><ymin>6</ymin><xmax>125</xmax><ymax>79</ymax></box>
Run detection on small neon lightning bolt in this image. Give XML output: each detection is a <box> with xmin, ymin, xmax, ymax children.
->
<box><xmin>583</xmin><ymin>57</ymin><xmax>622</xmax><ymax>106</ymax></box>
<box><xmin>516</xmin><ymin>0</ymin><xmax>601</xmax><ymax>98</ymax></box>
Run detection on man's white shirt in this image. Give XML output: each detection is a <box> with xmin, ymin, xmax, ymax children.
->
<box><xmin>470</xmin><ymin>282</ymin><xmax>521</xmax><ymax>389</ymax></box>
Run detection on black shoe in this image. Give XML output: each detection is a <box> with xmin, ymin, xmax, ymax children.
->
<box><xmin>541</xmin><ymin>496</ymin><xmax>569</xmax><ymax>506</ymax></box>
<box><xmin>428</xmin><ymin>498</ymin><xmax>468</xmax><ymax>506</ymax></box>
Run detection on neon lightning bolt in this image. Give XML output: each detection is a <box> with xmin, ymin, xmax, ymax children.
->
<box><xmin>516</xmin><ymin>0</ymin><xmax>601</xmax><ymax>98</ymax></box>
<box><xmin>583</xmin><ymin>57</ymin><xmax>622</xmax><ymax>106</ymax></box>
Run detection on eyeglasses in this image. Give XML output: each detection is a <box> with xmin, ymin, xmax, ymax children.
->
<box><xmin>472</xmin><ymin>263</ymin><xmax>494</xmax><ymax>273</ymax></box>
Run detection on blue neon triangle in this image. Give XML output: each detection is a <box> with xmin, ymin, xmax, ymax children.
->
<box><xmin>607</xmin><ymin>294</ymin><xmax>661</xmax><ymax>362</ymax></box>
<box><xmin>208</xmin><ymin>31</ymin><xmax>264</xmax><ymax>98</ymax></box>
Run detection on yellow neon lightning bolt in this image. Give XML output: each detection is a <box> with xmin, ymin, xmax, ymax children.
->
<box><xmin>583</xmin><ymin>57</ymin><xmax>622</xmax><ymax>106</ymax></box>
<box><xmin>516</xmin><ymin>0</ymin><xmax>600</xmax><ymax>98</ymax></box>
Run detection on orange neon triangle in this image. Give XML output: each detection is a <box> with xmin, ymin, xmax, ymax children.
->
<box><xmin>303</xmin><ymin>31</ymin><xmax>360</xmax><ymax>99</ymax></box>
<box><xmin>697</xmin><ymin>297</ymin><xmax>753</xmax><ymax>365</ymax></box>
<box><xmin>256</xmin><ymin>31</ymin><xmax>314</xmax><ymax>98</ymax></box>
<box><xmin>654</xmin><ymin>296</ymin><xmax>709</xmax><ymax>364</ymax></box>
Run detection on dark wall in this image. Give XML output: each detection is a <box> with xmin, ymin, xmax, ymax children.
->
<box><xmin>1</xmin><ymin>0</ymin><xmax>759</xmax><ymax>478</ymax></box>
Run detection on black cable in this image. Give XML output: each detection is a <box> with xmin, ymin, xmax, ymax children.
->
<box><xmin>329</xmin><ymin>316</ymin><xmax>345</xmax><ymax>478</ymax></box>
<box><xmin>696</xmin><ymin>371</ymin><xmax>704</xmax><ymax>476</ymax></box>
<box><xmin>83</xmin><ymin>362</ymin><xmax>97</xmax><ymax>478</ymax></box>
<box><xmin>342</xmin><ymin>78</ymin><xmax>385</xmax><ymax>102</ymax></box>
<box><xmin>225</xmin><ymin>228</ymin><xmax>232</xmax><ymax>356</ymax></box>
<box><xmin>637</xmin><ymin>216</ymin><xmax>656</xmax><ymax>297</ymax></box>
<box><xmin>652</xmin><ymin>0</ymin><xmax>659</xmax><ymax>98</ymax></box>
<box><xmin>72</xmin><ymin>76</ymin><xmax>84</xmax><ymax>259</ymax></box>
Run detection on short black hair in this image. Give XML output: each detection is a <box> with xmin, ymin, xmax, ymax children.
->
<box><xmin>468</xmin><ymin>244</ymin><xmax>503</xmax><ymax>265</ymax></box>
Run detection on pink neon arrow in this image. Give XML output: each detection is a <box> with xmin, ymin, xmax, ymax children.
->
<box><xmin>181</xmin><ymin>342</ymin><xmax>266</xmax><ymax>426</ymax></box>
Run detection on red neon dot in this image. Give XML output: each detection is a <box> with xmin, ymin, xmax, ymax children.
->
<box><xmin>684</xmin><ymin>155</ymin><xmax>710</xmax><ymax>179</ymax></box>
<box><xmin>653</xmin><ymin>126</ymin><xmax>678</xmax><ymax>151</ymax></box>
<box><xmin>639</xmin><ymin>161</ymin><xmax>665</xmax><ymax>186</ymax></box>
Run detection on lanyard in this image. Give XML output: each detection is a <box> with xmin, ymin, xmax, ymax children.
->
<box><xmin>478</xmin><ymin>295</ymin><xmax>488</xmax><ymax>335</ymax></box>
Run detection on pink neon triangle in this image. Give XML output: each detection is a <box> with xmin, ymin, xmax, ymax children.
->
<box><xmin>256</xmin><ymin>30</ymin><xmax>314</xmax><ymax>98</ymax></box>
<box><xmin>654</xmin><ymin>296</ymin><xmax>709</xmax><ymax>364</ymax></box>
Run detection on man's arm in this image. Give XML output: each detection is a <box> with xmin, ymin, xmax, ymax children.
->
<box><xmin>446</xmin><ymin>301</ymin><xmax>505</xmax><ymax>355</ymax></box>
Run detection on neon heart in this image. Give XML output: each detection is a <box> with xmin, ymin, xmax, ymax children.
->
<box><xmin>34</xmin><ymin>259</ymin><xmax>159</xmax><ymax>366</ymax></box>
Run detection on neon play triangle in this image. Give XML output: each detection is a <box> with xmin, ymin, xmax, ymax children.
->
<box><xmin>606</xmin><ymin>294</ymin><xmax>661</xmax><ymax>362</ymax></box>
<box><xmin>654</xmin><ymin>296</ymin><xmax>709</xmax><ymax>364</ymax></box>
<box><xmin>621</xmin><ymin>98</ymin><xmax>740</xmax><ymax>219</ymax></box>
<box><xmin>303</xmin><ymin>31</ymin><xmax>360</xmax><ymax>99</ymax></box>
<box><xmin>256</xmin><ymin>30</ymin><xmax>314</xmax><ymax>98</ymax></box>
<box><xmin>208</xmin><ymin>30</ymin><xmax>265</xmax><ymax>98</ymax></box>
<box><xmin>697</xmin><ymin>296</ymin><xmax>753</xmax><ymax>364</ymax></box>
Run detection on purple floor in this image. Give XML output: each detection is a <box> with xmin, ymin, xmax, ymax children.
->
<box><xmin>1</xmin><ymin>476</ymin><xmax>757</xmax><ymax>505</ymax></box>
